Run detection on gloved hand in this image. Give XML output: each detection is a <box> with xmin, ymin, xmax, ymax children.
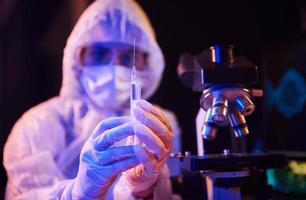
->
<box><xmin>72</xmin><ymin>116</ymin><xmax>140</xmax><ymax>199</ymax></box>
<box><xmin>124</xmin><ymin>99</ymin><xmax>173</xmax><ymax>196</ymax></box>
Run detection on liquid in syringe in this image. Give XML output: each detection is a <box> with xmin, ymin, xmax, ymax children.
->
<box><xmin>131</xmin><ymin>66</ymin><xmax>141</xmax><ymax>101</ymax></box>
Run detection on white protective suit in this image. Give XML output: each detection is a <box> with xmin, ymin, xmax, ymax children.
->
<box><xmin>3</xmin><ymin>0</ymin><xmax>181</xmax><ymax>199</ymax></box>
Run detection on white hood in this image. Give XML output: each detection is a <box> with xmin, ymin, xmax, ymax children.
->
<box><xmin>60</xmin><ymin>0</ymin><xmax>165</xmax><ymax>104</ymax></box>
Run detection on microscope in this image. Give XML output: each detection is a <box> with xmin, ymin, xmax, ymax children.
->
<box><xmin>175</xmin><ymin>45</ymin><xmax>287</xmax><ymax>200</ymax></box>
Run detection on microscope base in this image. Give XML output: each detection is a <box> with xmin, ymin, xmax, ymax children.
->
<box><xmin>205</xmin><ymin>170</ymin><xmax>249</xmax><ymax>200</ymax></box>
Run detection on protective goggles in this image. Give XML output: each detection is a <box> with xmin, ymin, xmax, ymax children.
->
<box><xmin>78</xmin><ymin>42</ymin><xmax>149</xmax><ymax>70</ymax></box>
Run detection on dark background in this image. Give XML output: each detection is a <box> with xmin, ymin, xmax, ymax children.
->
<box><xmin>0</xmin><ymin>0</ymin><xmax>304</xmax><ymax>197</ymax></box>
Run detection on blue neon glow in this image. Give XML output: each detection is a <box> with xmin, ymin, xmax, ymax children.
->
<box><xmin>214</xmin><ymin>46</ymin><xmax>221</xmax><ymax>63</ymax></box>
<box><xmin>265</xmin><ymin>69</ymin><xmax>306</xmax><ymax>118</ymax></box>
<box><xmin>235</xmin><ymin>98</ymin><xmax>245</xmax><ymax>111</ymax></box>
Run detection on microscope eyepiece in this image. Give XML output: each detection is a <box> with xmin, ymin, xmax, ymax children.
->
<box><xmin>210</xmin><ymin>45</ymin><xmax>234</xmax><ymax>65</ymax></box>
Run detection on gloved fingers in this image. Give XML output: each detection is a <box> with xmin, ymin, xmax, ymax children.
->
<box><xmin>91</xmin><ymin>116</ymin><xmax>131</xmax><ymax>138</ymax></box>
<box><xmin>95</xmin><ymin>145</ymin><xmax>136</xmax><ymax>166</ymax></box>
<box><xmin>94</xmin><ymin>121</ymin><xmax>134</xmax><ymax>151</ymax></box>
<box><xmin>133</xmin><ymin>106</ymin><xmax>172</xmax><ymax>149</ymax></box>
<box><xmin>134</xmin><ymin>122</ymin><xmax>166</xmax><ymax>161</ymax></box>
<box><xmin>89</xmin><ymin>155</ymin><xmax>140</xmax><ymax>183</ymax></box>
<box><xmin>126</xmin><ymin>135</ymin><xmax>134</xmax><ymax>145</ymax></box>
<box><xmin>134</xmin><ymin>100</ymin><xmax>172</xmax><ymax>131</ymax></box>
<box><xmin>104</xmin><ymin>156</ymin><xmax>140</xmax><ymax>176</ymax></box>
<box><xmin>134</xmin><ymin>144</ymin><xmax>160</xmax><ymax>176</ymax></box>
<box><xmin>133</xmin><ymin>105</ymin><xmax>169</xmax><ymax>135</ymax></box>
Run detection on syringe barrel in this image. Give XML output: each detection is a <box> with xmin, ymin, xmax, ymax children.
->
<box><xmin>130</xmin><ymin>82</ymin><xmax>141</xmax><ymax>101</ymax></box>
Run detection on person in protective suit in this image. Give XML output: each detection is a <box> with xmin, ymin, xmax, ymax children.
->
<box><xmin>3</xmin><ymin>0</ymin><xmax>181</xmax><ymax>199</ymax></box>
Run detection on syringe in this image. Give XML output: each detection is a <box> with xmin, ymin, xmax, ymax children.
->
<box><xmin>130</xmin><ymin>40</ymin><xmax>143</xmax><ymax>147</ymax></box>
